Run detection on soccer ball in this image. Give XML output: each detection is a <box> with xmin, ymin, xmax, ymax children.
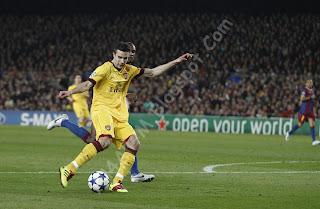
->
<box><xmin>88</xmin><ymin>171</ymin><xmax>110</xmax><ymax>193</ymax></box>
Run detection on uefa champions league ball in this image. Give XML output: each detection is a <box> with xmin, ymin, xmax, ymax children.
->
<box><xmin>88</xmin><ymin>171</ymin><xmax>110</xmax><ymax>193</ymax></box>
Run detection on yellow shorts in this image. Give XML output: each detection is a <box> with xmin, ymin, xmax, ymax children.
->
<box><xmin>92</xmin><ymin>112</ymin><xmax>136</xmax><ymax>150</ymax></box>
<box><xmin>73</xmin><ymin>103</ymin><xmax>89</xmax><ymax>118</ymax></box>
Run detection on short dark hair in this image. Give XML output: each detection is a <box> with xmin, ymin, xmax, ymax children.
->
<box><xmin>113</xmin><ymin>42</ymin><xmax>130</xmax><ymax>53</ymax></box>
<box><xmin>126</xmin><ymin>42</ymin><xmax>135</xmax><ymax>47</ymax></box>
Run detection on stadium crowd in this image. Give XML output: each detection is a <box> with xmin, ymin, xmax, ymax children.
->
<box><xmin>1</xmin><ymin>12</ymin><xmax>319</xmax><ymax>118</ymax></box>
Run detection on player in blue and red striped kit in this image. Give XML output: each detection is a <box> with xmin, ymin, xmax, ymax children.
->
<box><xmin>285</xmin><ymin>78</ymin><xmax>320</xmax><ymax>146</ymax></box>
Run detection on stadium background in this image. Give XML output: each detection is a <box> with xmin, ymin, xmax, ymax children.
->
<box><xmin>0</xmin><ymin>0</ymin><xmax>319</xmax><ymax>134</ymax></box>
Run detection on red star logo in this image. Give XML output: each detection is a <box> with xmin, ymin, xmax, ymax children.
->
<box><xmin>155</xmin><ymin>116</ymin><xmax>169</xmax><ymax>131</ymax></box>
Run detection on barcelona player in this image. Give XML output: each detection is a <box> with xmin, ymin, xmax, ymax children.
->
<box><xmin>58</xmin><ymin>42</ymin><xmax>192</xmax><ymax>192</ymax></box>
<box><xmin>47</xmin><ymin>42</ymin><xmax>154</xmax><ymax>183</ymax></box>
<box><xmin>285</xmin><ymin>78</ymin><xmax>320</xmax><ymax>146</ymax></box>
<box><xmin>67</xmin><ymin>75</ymin><xmax>90</xmax><ymax>127</ymax></box>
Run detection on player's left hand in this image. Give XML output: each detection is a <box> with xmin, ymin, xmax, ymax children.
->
<box><xmin>174</xmin><ymin>53</ymin><xmax>193</xmax><ymax>63</ymax></box>
<box><xmin>311</xmin><ymin>94</ymin><xmax>315</xmax><ymax>99</ymax></box>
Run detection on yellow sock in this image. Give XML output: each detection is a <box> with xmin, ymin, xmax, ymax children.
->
<box><xmin>113</xmin><ymin>152</ymin><xmax>135</xmax><ymax>184</ymax></box>
<box><xmin>66</xmin><ymin>143</ymin><xmax>98</xmax><ymax>173</ymax></box>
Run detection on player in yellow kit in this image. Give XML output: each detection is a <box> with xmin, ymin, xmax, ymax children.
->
<box><xmin>67</xmin><ymin>75</ymin><xmax>90</xmax><ymax>127</ymax></box>
<box><xmin>58</xmin><ymin>42</ymin><xmax>192</xmax><ymax>192</ymax></box>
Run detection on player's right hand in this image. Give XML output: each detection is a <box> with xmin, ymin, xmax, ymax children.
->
<box><xmin>59</xmin><ymin>91</ymin><xmax>70</xmax><ymax>98</ymax></box>
<box><xmin>174</xmin><ymin>53</ymin><xmax>193</xmax><ymax>63</ymax></box>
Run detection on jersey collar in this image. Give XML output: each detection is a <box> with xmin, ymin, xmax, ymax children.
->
<box><xmin>109</xmin><ymin>61</ymin><xmax>123</xmax><ymax>71</ymax></box>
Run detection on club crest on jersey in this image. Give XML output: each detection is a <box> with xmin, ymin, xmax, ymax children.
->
<box><xmin>123</xmin><ymin>73</ymin><xmax>128</xmax><ymax>79</ymax></box>
<box><xmin>105</xmin><ymin>125</ymin><xmax>111</xmax><ymax>131</ymax></box>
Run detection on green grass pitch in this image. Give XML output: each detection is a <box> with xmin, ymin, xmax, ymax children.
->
<box><xmin>1</xmin><ymin>125</ymin><xmax>320</xmax><ymax>209</ymax></box>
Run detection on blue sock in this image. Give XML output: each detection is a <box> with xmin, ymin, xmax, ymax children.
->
<box><xmin>130</xmin><ymin>155</ymin><xmax>140</xmax><ymax>176</ymax></box>
<box><xmin>61</xmin><ymin>120</ymin><xmax>90</xmax><ymax>143</ymax></box>
<box><xmin>310</xmin><ymin>127</ymin><xmax>316</xmax><ymax>142</ymax></box>
<box><xmin>289</xmin><ymin>124</ymin><xmax>299</xmax><ymax>135</ymax></box>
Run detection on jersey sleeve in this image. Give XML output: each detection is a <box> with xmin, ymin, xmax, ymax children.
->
<box><xmin>68</xmin><ymin>85</ymin><xmax>74</xmax><ymax>91</ymax></box>
<box><xmin>301</xmin><ymin>88</ymin><xmax>306</xmax><ymax>96</ymax></box>
<box><xmin>135</xmin><ymin>68</ymin><xmax>145</xmax><ymax>78</ymax></box>
<box><xmin>88</xmin><ymin>65</ymin><xmax>110</xmax><ymax>86</ymax></box>
<box><xmin>128</xmin><ymin>65</ymin><xmax>144</xmax><ymax>79</ymax></box>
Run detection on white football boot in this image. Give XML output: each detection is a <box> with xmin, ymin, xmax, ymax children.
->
<box><xmin>47</xmin><ymin>114</ymin><xmax>69</xmax><ymax>130</ymax></box>
<box><xmin>312</xmin><ymin>140</ymin><xmax>320</xmax><ymax>146</ymax></box>
<box><xmin>131</xmin><ymin>173</ymin><xmax>155</xmax><ymax>182</ymax></box>
<box><xmin>285</xmin><ymin>132</ymin><xmax>290</xmax><ymax>141</ymax></box>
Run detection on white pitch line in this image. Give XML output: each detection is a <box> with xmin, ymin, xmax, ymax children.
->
<box><xmin>2</xmin><ymin>161</ymin><xmax>320</xmax><ymax>174</ymax></box>
<box><xmin>203</xmin><ymin>161</ymin><xmax>320</xmax><ymax>173</ymax></box>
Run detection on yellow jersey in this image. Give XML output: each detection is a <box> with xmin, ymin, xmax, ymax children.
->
<box><xmin>68</xmin><ymin>84</ymin><xmax>89</xmax><ymax>107</ymax></box>
<box><xmin>88</xmin><ymin>61</ymin><xmax>143</xmax><ymax>122</ymax></box>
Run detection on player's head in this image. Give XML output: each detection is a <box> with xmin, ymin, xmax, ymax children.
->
<box><xmin>306</xmin><ymin>78</ymin><xmax>313</xmax><ymax>88</ymax></box>
<box><xmin>74</xmin><ymin>75</ymin><xmax>82</xmax><ymax>85</ymax></box>
<box><xmin>112</xmin><ymin>42</ymin><xmax>130</xmax><ymax>69</ymax></box>
<box><xmin>126</xmin><ymin>42</ymin><xmax>136</xmax><ymax>63</ymax></box>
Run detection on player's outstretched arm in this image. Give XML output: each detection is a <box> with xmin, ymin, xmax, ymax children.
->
<box><xmin>59</xmin><ymin>81</ymin><xmax>93</xmax><ymax>98</ymax></box>
<box><xmin>143</xmin><ymin>53</ymin><xmax>193</xmax><ymax>78</ymax></box>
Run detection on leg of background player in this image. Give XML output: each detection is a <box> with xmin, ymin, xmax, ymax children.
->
<box><xmin>285</xmin><ymin>121</ymin><xmax>303</xmax><ymax>141</ymax></box>
<box><xmin>130</xmin><ymin>155</ymin><xmax>140</xmax><ymax>175</ymax></box>
<box><xmin>309</xmin><ymin>118</ymin><xmax>320</xmax><ymax>146</ymax></box>
<box><xmin>78</xmin><ymin>116</ymin><xmax>86</xmax><ymax>127</ymax></box>
<box><xmin>289</xmin><ymin>122</ymin><xmax>303</xmax><ymax>135</ymax></box>
<box><xmin>131</xmin><ymin>155</ymin><xmax>155</xmax><ymax>182</ymax></box>
<box><xmin>61</xmin><ymin>119</ymin><xmax>90</xmax><ymax>142</ymax></box>
<box><xmin>309</xmin><ymin>118</ymin><xmax>316</xmax><ymax>142</ymax></box>
<box><xmin>47</xmin><ymin>114</ymin><xmax>90</xmax><ymax>142</ymax></box>
<box><xmin>47</xmin><ymin>115</ymin><xmax>90</xmax><ymax>142</ymax></box>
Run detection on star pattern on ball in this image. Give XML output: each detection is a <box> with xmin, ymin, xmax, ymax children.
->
<box><xmin>99</xmin><ymin>184</ymin><xmax>105</xmax><ymax>190</ymax></box>
<box><xmin>89</xmin><ymin>178</ymin><xmax>96</xmax><ymax>186</ymax></box>
<box><xmin>99</xmin><ymin>173</ymin><xmax>106</xmax><ymax>179</ymax></box>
